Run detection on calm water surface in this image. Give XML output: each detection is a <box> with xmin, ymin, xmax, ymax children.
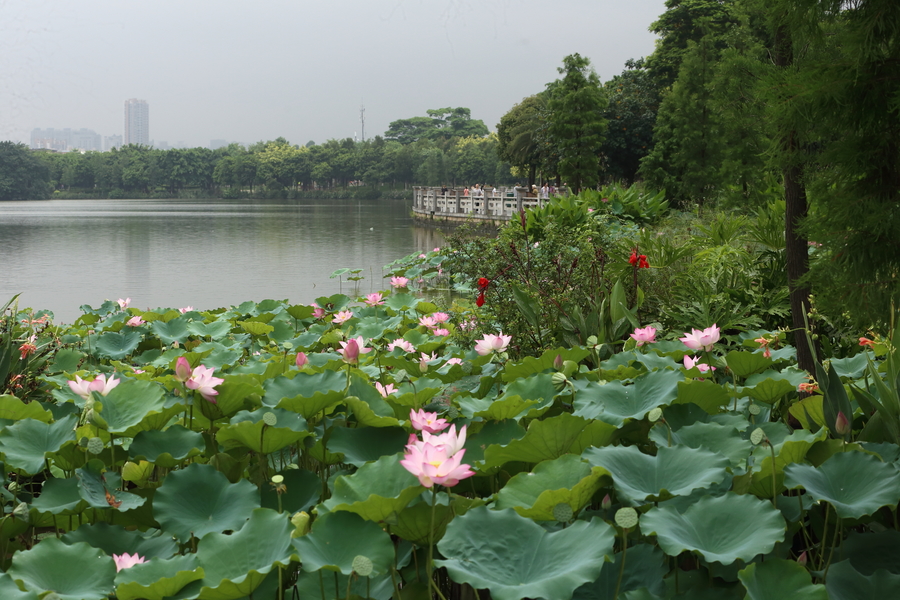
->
<box><xmin>0</xmin><ymin>198</ymin><xmax>445</xmax><ymax>323</ymax></box>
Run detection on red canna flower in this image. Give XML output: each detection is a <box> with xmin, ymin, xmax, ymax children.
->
<box><xmin>478</xmin><ymin>277</ymin><xmax>490</xmax><ymax>289</ymax></box>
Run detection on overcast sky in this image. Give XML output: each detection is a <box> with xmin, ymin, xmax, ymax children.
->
<box><xmin>1</xmin><ymin>0</ymin><xmax>665</xmax><ymax>148</ymax></box>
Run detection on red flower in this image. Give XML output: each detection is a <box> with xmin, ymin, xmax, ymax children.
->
<box><xmin>476</xmin><ymin>291</ymin><xmax>485</xmax><ymax>307</ymax></box>
<box><xmin>478</xmin><ymin>277</ymin><xmax>490</xmax><ymax>289</ymax></box>
<box><xmin>629</xmin><ymin>250</ymin><xmax>638</xmax><ymax>266</ymax></box>
<box><xmin>629</xmin><ymin>250</ymin><xmax>649</xmax><ymax>269</ymax></box>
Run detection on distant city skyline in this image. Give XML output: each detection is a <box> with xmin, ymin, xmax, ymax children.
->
<box><xmin>124</xmin><ymin>98</ymin><xmax>149</xmax><ymax>146</ymax></box>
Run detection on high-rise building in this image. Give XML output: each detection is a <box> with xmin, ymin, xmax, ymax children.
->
<box><xmin>124</xmin><ymin>99</ymin><xmax>149</xmax><ymax>146</ymax></box>
<box><xmin>30</xmin><ymin>128</ymin><xmax>102</xmax><ymax>152</ymax></box>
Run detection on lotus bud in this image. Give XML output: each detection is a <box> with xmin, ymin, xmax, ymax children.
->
<box><xmin>291</xmin><ymin>511</ymin><xmax>311</xmax><ymax>538</ymax></box>
<box><xmin>296</xmin><ymin>352</ymin><xmax>308</xmax><ymax>369</ymax></box>
<box><xmin>553</xmin><ymin>354</ymin><xmax>563</xmax><ymax>371</ymax></box>
<box><xmin>835</xmin><ymin>411</ymin><xmax>851</xmax><ymax>436</ymax></box>
<box><xmin>342</xmin><ymin>339</ymin><xmax>359</xmax><ymax>364</ymax></box>
<box><xmin>601</xmin><ymin>493</ymin><xmax>612</xmax><ymax>510</ymax></box>
<box><xmin>797</xmin><ymin>551</ymin><xmax>808</xmax><ymax>566</ymax></box>
<box><xmin>174</xmin><ymin>356</ymin><xmax>191</xmax><ymax>382</ymax></box>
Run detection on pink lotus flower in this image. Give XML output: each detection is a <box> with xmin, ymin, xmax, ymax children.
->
<box><xmin>391</xmin><ymin>276</ymin><xmax>409</xmax><ymax>289</ymax></box>
<box><xmin>296</xmin><ymin>352</ymin><xmax>309</xmax><ymax>368</ymax></box>
<box><xmin>680</xmin><ymin>325</ymin><xmax>720</xmax><ymax>352</ymax></box>
<box><xmin>683</xmin><ymin>355</ymin><xmax>714</xmax><ymax>373</ymax></box>
<box><xmin>630</xmin><ymin>326</ymin><xmax>657</xmax><ymax>347</ymax></box>
<box><xmin>446</xmin><ymin>357</ymin><xmax>463</xmax><ymax>366</ymax></box>
<box><xmin>432</xmin><ymin>312</ymin><xmax>450</xmax><ymax>323</ymax></box>
<box><xmin>375</xmin><ymin>382</ymin><xmax>396</xmax><ymax>397</ymax></box>
<box><xmin>475</xmin><ymin>333</ymin><xmax>511</xmax><ymax>356</ymax></box>
<box><xmin>421</xmin><ymin>424</ymin><xmax>468</xmax><ymax>455</ymax></box>
<box><xmin>400</xmin><ymin>441</ymin><xmax>474</xmax><ymax>488</ymax></box>
<box><xmin>126</xmin><ymin>316</ymin><xmax>145</xmax><ymax>327</ymax></box>
<box><xmin>186</xmin><ymin>365</ymin><xmax>224</xmax><ymax>403</ymax></box>
<box><xmin>68</xmin><ymin>373</ymin><xmax>120</xmax><ymax>400</ymax></box>
<box><xmin>174</xmin><ymin>356</ymin><xmax>192</xmax><ymax>382</ymax></box>
<box><xmin>311</xmin><ymin>303</ymin><xmax>326</xmax><ymax>319</ymax></box>
<box><xmin>364</xmin><ymin>293</ymin><xmax>384</xmax><ymax>307</ymax></box>
<box><xmin>179</xmin><ymin>306</ymin><xmax>194</xmax><ymax>314</ymax></box>
<box><xmin>409</xmin><ymin>408</ymin><xmax>449</xmax><ymax>433</ymax></box>
<box><xmin>338</xmin><ymin>336</ymin><xmax>371</xmax><ymax>364</ymax></box>
<box><xmin>112</xmin><ymin>552</ymin><xmax>146</xmax><ymax>572</ymax></box>
<box><xmin>117</xmin><ymin>298</ymin><xmax>131</xmax><ymax>310</ymax></box>
<box><xmin>419</xmin><ymin>352</ymin><xmax>437</xmax><ymax>372</ymax></box>
<box><xmin>419</xmin><ymin>316</ymin><xmax>437</xmax><ymax>329</ymax></box>
<box><xmin>388</xmin><ymin>339</ymin><xmax>415</xmax><ymax>353</ymax></box>
<box><xmin>332</xmin><ymin>310</ymin><xmax>354</xmax><ymax>324</ymax></box>
<box><xmin>433</xmin><ymin>328</ymin><xmax>450</xmax><ymax>337</ymax></box>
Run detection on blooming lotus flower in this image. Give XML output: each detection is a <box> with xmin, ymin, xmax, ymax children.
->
<box><xmin>117</xmin><ymin>298</ymin><xmax>131</xmax><ymax>310</ymax></box>
<box><xmin>433</xmin><ymin>328</ymin><xmax>450</xmax><ymax>337</ymax></box>
<box><xmin>419</xmin><ymin>351</ymin><xmax>437</xmax><ymax>372</ymax></box>
<box><xmin>332</xmin><ymin>310</ymin><xmax>354</xmax><ymax>324</ymax></box>
<box><xmin>409</xmin><ymin>408</ymin><xmax>449</xmax><ymax>433</ymax></box>
<box><xmin>630</xmin><ymin>326</ymin><xmax>657</xmax><ymax>347</ymax></box>
<box><xmin>179</xmin><ymin>306</ymin><xmax>194</xmax><ymax>314</ymax></box>
<box><xmin>338</xmin><ymin>336</ymin><xmax>371</xmax><ymax>364</ymax></box>
<box><xmin>186</xmin><ymin>365</ymin><xmax>224</xmax><ymax>403</ymax></box>
<box><xmin>113</xmin><ymin>552</ymin><xmax>146</xmax><ymax>572</ymax></box>
<box><xmin>375</xmin><ymin>382</ymin><xmax>396</xmax><ymax>398</ymax></box>
<box><xmin>419</xmin><ymin>316</ymin><xmax>438</xmax><ymax>329</ymax></box>
<box><xmin>680</xmin><ymin>325</ymin><xmax>720</xmax><ymax>352</ymax></box>
<box><xmin>174</xmin><ymin>356</ymin><xmax>192</xmax><ymax>382</ymax></box>
<box><xmin>683</xmin><ymin>355</ymin><xmax>714</xmax><ymax>373</ymax></box>
<box><xmin>68</xmin><ymin>374</ymin><xmax>121</xmax><ymax>400</ymax></box>
<box><xmin>432</xmin><ymin>312</ymin><xmax>450</xmax><ymax>323</ymax></box>
<box><xmin>296</xmin><ymin>352</ymin><xmax>308</xmax><ymax>368</ymax></box>
<box><xmin>126</xmin><ymin>316</ymin><xmax>145</xmax><ymax>327</ymax></box>
<box><xmin>391</xmin><ymin>276</ymin><xmax>409</xmax><ymax>289</ymax></box>
<box><xmin>388</xmin><ymin>339</ymin><xmax>415</xmax><ymax>353</ymax></box>
<box><xmin>400</xmin><ymin>442</ymin><xmax>474</xmax><ymax>488</ymax></box>
<box><xmin>311</xmin><ymin>303</ymin><xmax>326</xmax><ymax>319</ymax></box>
<box><xmin>475</xmin><ymin>333</ymin><xmax>511</xmax><ymax>356</ymax></box>
<box><xmin>364</xmin><ymin>292</ymin><xmax>384</xmax><ymax>306</ymax></box>
<box><xmin>419</xmin><ymin>424</ymin><xmax>467</xmax><ymax>455</ymax></box>
<box><xmin>446</xmin><ymin>357</ymin><xmax>463</xmax><ymax>366</ymax></box>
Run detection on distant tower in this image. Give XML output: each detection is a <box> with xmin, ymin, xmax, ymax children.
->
<box><xmin>360</xmin><ymin>104</ymin><xmax>365</xmax><ymax>142</ymax></box>
<box><xmin>124</xmin><ymin>99</ymin><xmax>149</xmax><ymax>146</ymax></box>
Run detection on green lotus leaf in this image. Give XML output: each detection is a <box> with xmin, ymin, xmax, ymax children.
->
<box><xmin>345</xmin><ymin>396</ymin><xmax>401</xmax><ymax>427</ymax></box>
<box><xmin>825</xmin><ymin>559</ymin><xmax>900</xmax><ymax>600</ymax></box>
<box><xmin>583</xmin><ymin>445</ymin><xmax>730</xmax><ymax>506</ymax></box>
<box><xmin>128</xmin><ymin>425</ymin><xmax>205</xmax><ymax>468</ymax></box>
<box><xmin>457</xmin><ymin>395</ymin><xmax>541</xmax><ymax>422</ymax></box>
<box><xmin>114</xmin><ymin>555</ymin><xmax>204</xmax><ymax>600</ymax></box>
<box><xmin>75</xmin><ymin>461</ymin><xmax>147</xmax><ymax>511</ymax></box>
<box><xmin>238</xmin><ymin>321</ymin><xmax>274</xmax><ymax>336</ymax></box>
<box><xmin>94</xmin><ymin>331</ymin><xmax>142</xmax><ymax>360</ymax></box>
<box><xmin>502</xmin><ymin>347</ymin><xmax>590</xmax><ymax>381</ymax></box>
<box><xmin>789</xmin><ymin>395</ymin><xmax>826</xmax><ymax>431</ymax></box>
<box><xmin>436</xmin><ymin>506</ymin><xmax>616</xmax><ymax>600</ymax></box>
<box><xmin>264</xmin><ymin>371</ymin><xmax>347</xmax><ymax>419</ymax></box>
<box><xmin>572</xmin><ymin>544</ymin><xmax>666</xmax><ymax>600</ymax></box>
<box><xmin>30</xmin><ymin>477</ymin><xmax>88</xmax><ymax>515</ymax></box>
<box><xmin>0</xmin><ymin>414</ymin><xmax>77</xmax><ymax>475</ymax></box>
<box><xmin>495</xmin><ymin>372</ymin><xmax>558</xmax><ymax>414</ymax></box>
<box><xmin>259</xmin><ymin>468</ymin><xmax>321</xmax><ymax>514</ymax></box>
<box><xmin>573</xmin><ymin>369</ymin><xmax>682</xmax><ymax>427</ymax></box>
<box><xmin>293</xmin><ymin>569</ymin><xmax>394</xmax><ymax>600</ymax></box>
<box><xmin>0</xmin><ymin>572</ymin><xmax>39</xmax><ymax>600</ymax></box>
<box><xmin>633</xmin><ymin>351</ymin><xmax>678</xmax><ymax>371</ymax></box>
<box><xmin>196</xmin><ymin>373</ymin><xmax>265</xmax><ymax>422</ymax></box>
<box><xmin>732</xmin><ymin>426</ymin><xmax>826</xmax><ymax>499</ymax></box>
<box><xmin>480</xmin><ymin>413</ymin><xmax>616</xmax><ymax>472</ymax></box>
<box><xmin>186</xmin><ymin>320</ymin><xmax>234</xmax><ymax>340</ymax></box>
<box><xmin>385</xmin><ymin>293</ymin><xmax>420</xmax><ymax>311</ymax></box>
<box><xmin>61</xmin><ymin>521</ymin><xmax>178</xmax><ymax>559</ymax></box>
<box><xmin>321</xmin><ymin>453</ymin><xmax>425</xmax><ymax>523</ymax></box>
<box><xmin>462</xmin><ymin>420</ymin><xmax>526</xmax><ymax>464</ymax></box>
<box><xmin>837</xmin><ymin>530</ymin><xmax>900</xmax><ymax>575</ymax></box>
<box><xmin>743</xmin><ymin>377</ymin><xmax>797</xmax><ymax>404</ymax></box>
<box><xmin>286</xmin><ymin>304</ymin><xmax>316</xmax><ymax>320</ymax></box>
<box><xmin>640</xmin><ymin>493</ymin><xmax>786</xmax><ymax>565</ymax></box>
<box><xmin>150</xmin><ymin>318</ymin><xmax>190</xmax><ymax>344</ymax></box>
<box><xmin>724</xmin><ymin>350</ymin><xmax>774</xmax><ymax>379</ymax></box>
<box><xmin>648</xmin><ymin>421</ymin><xmax>752</xmax><ymax>468</ymax></box>
<box><xmin>738</xmin><ymin>558</ymin><xmax>828</xmax><ymax>600</ymax></box>
<box><xmin>153</xmin><ymin>463</ymin><xmax>260</xmax><ymax>542</ymax></box>
<box><xmin>216</xmin><ymin>407</ymin><xmax>311</xmax><ymax>454</ymax></box>
<box><xmin>0</xmin><ymin>395</ymin><xmax>52</xmax><ymax>423</ymax></box>
<box><xmin>8</xmin><ymin>538</ymin><xmax>116</xmax><ymax>600</ymax></box>
<box><xmin>783</xmin><ymin>451</ymin><xmax>900</xmax><ymax>519</ymax></box>
<box><xmin>192</xmin><ymin>508</ymin><xmax>293</xmax><ymax>600</ymax></box>
<box><xmin>829</xmin><ymin>352</ymin><xmax>870</xmax><ymax>380</ymax></box>
<box><xmin>494</xmin><ymin>454</ymin><xmax>608</xmax><ymax>520</ymax></box>
<box><xmin>93</xmin><ymin>378</ymin><xmax>167</xmax><ymax>435</ymax></box>
<box><xmin>293</xmin><ymin>510</ymin><xmax>394</xmax><ymax>575</ymax></box>
<box><xmin>388</xmin><ymin>492</ymin><xmax>454</xmax><ymax>546</ymax></box>
<box><xmin>673</xmin><ymin>379</ymin><xmax>731</xmax><ymax>414</ymax></box>
<box><xmin>48</xmin><ymin>348</ymin><xmax>85</xmax><ymax>373</ymax></box>
<box><xmin>328</xmin><ymin>426</ymin><xmax>409</xmax><ymax>467</ymax></box>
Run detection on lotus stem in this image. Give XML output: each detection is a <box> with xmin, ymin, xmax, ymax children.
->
<box><xmin>823</xmin><ymin>515</ymin><xmax>842</xmax><ymax>581</ymax></box>
<box><xmin>768</xmin><ymin>439</ymin><xmax>777</xmax><ymax>509</ymax></box>
<box><xmin>818</xmin><ymin>503</ymin><xmax>830</xmax><ymax>572</ymax></box>
<box><xmin>613</xmin><ymin>527</ymin><xmax>628</xmax><ymax>600</ymax></box>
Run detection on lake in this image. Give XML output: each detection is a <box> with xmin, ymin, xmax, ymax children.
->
<box><xmin>0</xmin><ymin>197</ymin><xmax>446</xmax><ymax>324</ymax></box>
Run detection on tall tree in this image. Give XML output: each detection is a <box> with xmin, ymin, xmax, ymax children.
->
<box><xmin>496</xmin><ymin>94</ymin><xmax>548</xmax><ymax>187</ymax></box>
<box><xmin>0</xmin><ymin>142</ymin><xmax>50</xmax><ymax>200</ymax></box>
<box><xmin>385</xmin><ymin>108</ymin><xmax>488</xmax><ymax>144</ymax></box>
<box><xmin>546</xmin><ymin>54</ymin><xmax>608</xmax><ymax>193</ymax></box>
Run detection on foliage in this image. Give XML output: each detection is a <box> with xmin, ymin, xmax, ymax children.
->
<box><xmin>0</xmin><ymin>143</ymin><xmax>50</xmax><ymax>200</ymax></box>
<box><xmin>385</xmin><ymin>107</ymin><xmax>489</xmax><ymax>145</ymax></box>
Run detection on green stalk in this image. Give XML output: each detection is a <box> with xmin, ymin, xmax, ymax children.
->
<box><xmin>768</xmin><ymin>440</ymin><xmax>778</xmax><ymax>509</ymax></box>
<box><xmin>613</xmin><ymin>527</ymin><xmax>629</xmax><ymax>600</ymax></box>
<box><xmin>823</xmin><ymin>515</ymin><xmax>842</xmax><ymax>581</ymax></box>
<box><xmin>427</xmin><ymin>487</ymin><xmax>449</xmax><ymax>600</ymax></box>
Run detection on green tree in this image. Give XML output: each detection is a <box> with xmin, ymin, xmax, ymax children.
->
<box><xmin>385</xmin><ymin>108</ymin><xmax>488</xmax><ymax>144</ymax></box>
<box><xmin>546</xmin><ymin>53</ymin><xmax>608</xmax><ymax>193</ymax></box>
<box><xmin>0</xmin><ymin>142</ymin><xmax>50</xmax><ymax>200</ymax></box>
<box><xmin>496</xmin><ymin>94</ymin><xmax>548</xmax><ymax>187</ymax></box>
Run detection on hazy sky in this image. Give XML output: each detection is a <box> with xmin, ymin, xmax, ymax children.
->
<box><xmin>1</xmin><ymin>0</ymin><xmax>665</xmax><ymax>148</ymax></box>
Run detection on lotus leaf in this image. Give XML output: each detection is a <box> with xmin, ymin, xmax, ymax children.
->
<box><xmin>153</xmin><ymin>463</ymin><xmax>260</xmax><ymax>542</ymax></box>
<box><xmin>8</xmin><ymin>538</ymin><xmax>116</xmax><ymax>600</ymax></box>
<box><xmin>216</xmin><ymin>407</ymin><xmax>311</xmax><ymax>454</ymax></box>
<box><xmin>321</xmin><ymin>453</ymin><xmax>424</xmax><ymax>523</ymax></box>
<box><xmin>825</xmin><ymin>560</ymin><xmax>900</xmax><ymax>600</ymax></box>
<box><xmin>128</xmin><ymin>425</ymin><xmax>205</xmax><ymax>468</ymax></box>
<box><xmin>502</xmin><ymin>347</ymin><xmax>590</xmax><ymax>381</ymax></box>
<box><xmin>673</xmin><ymin>379</ymin><xmax>731</xmax><ymax>414</ymax></box>
<box><xmin>150</xmin><ymin>318</ymin><xmax>190</xmax><ymax>344</ymax></box>
<box><xmin>738</xmin><ymin>558</ymin><xmax>828</xmax><ymax>600</ymax></box>
<box><xmin>328</xmin><ymin>426</ymin><xmax>409</xmax><ymax>467</ymax></box>
<box><xmin>0</xmin><ymin>395</ymin><xmax>52</xmax><ymax>422</ymax></box>
<box><xmin>436</xmin><ymin>506</ymin><xmax>616</xmax><ymax>600</ymax></box>
<box><xmin>197</xmin><ymin>373</ymin><xmax>265</xmax><ymax>421</ymax></box>
<box><xmin>648</xmin><ymin>421</ymin><xmax>752</xmax><ymax>468</ymax></box>
<box><xmin>583</xmin><ymin>444</ymin><xmax>730</xmax><ymax>506</ymax></box>
<box><xmin>0</xmin><ymin>572</ymin><xmax>39</xmax><ymax>600</ymax></box>
<box><xmin>264</xmin><ymin>370</ymin><xmax>347</xmax><ymax>418</ymax></box>
<box><xmin>783</xmin><ymin>451</ymin><xmax>900</xmax><ymax>519</ymax></box>
<box><xmin>388</xmin><ymin>492</ymin><xmax>456</xmax><ymax>546</ymax></box>
<box><xmin>573</xmin><ymin>369</ymin><xmax>682</xmax><ymax>427</ymax></box>
<box><xmin>186</xmin><ymin>320</ymin><xmax>234</xmax><ymax>340</ymax></box>
<box><xmin>75</xmin><ymin>461</ymin><xmax>147</xmax><ymax>511</ymax></box>
<box><xmin>61</xmin><ymin>521</ymin><xmax>178</xmax><ymax>558</ymax></box>
<box><xmin>259</xmin><ymin>468</ymin><xmax>321</xmax><ymax>514</ymax></box>
<box><xmin>640</xmin><ymin>493</ymin><xmax>786</xmax><ymax>565</ymax></box>
<box><xmin>93</xmin><ymin>378</ymin><xmax>167</xmax><ymax>435</ymax></box>
<box><xmin>724</xmin><ymin>350</ymin><xmax>773</xmax><ymax>379</ymax></box>
<box><xmin>572</xmin><ymin>544</ymin><xmax>667</xmax><ymax>600</ymax></box>
<box><xmin>93</xmin><ymin>330</ymin><xmax>142</xmax><ymax>360</ymax></box>
<box><xmin>837</xmin><ymin>530</ymin><xmax>900</xmax><ymax>575</ymax></box>
<box><xmin>293</xmin><ymin>510</ymin><xmax>394</xmax><ymax>575</ymax></box>
<box><xmin>0</xmin><ymin>414</ymin><xmax>77</xmax><ymax>475</ymax></box>
<box><xmin>293</xmin><ymin>570</ymin><xmax>394</xmax><ymax>600</ymax></box>
<box><xmin>114</xmin><ymin>555</ymin><xmax>204</xmax><ymax>600</ymax></box>
<box><xmin>30</xmin><ymin>477</ymin><xmax>87</xmax><ymax>515</ymax></box>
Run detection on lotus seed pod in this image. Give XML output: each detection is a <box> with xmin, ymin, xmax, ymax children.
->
<box><xmin>615</xmin><ymin>507</ymin><xmax>638</xmax><ymax>530</ymax></box>
<box><xmin>8</xmin><ymin>481</ymin><xmax>20</xmax><ymax>493</ymax></box>
<box><xmin>290</xmin><ymin>511</ymin><xmax>311</xmax><ymax>538</ymax></box>
<box><xmin>352</xmin><ymin>554</ymin><xmax>374</xmax><ymax>577</ymax></box>
<box><xmin>271</xmin><ymin>474</ymin><xmax>284</xmax><ymax>484</ymax></box>
<box><xmin>446</xmin><ymin>406</ymin><xmax>459</xmax><ymax>420</ymax></box>
<box><xmin>648</xmin><ymin>408</ymin><xmax>663</xmax><ymax>422</ymax></box>
<box><xmin>748</xmin><ymin>403</ymin><xmax>761</xmax><ymax>416</ymax></box>
<box><xmin>282</xmin><ymin>341</ymin><xmax>293</xmax><ymax>350</ymax></box>
<box><xmin>750</xmin><ymin>427</ymin><xmax>765</xmax><ymax>446</ymax></box>
<box><xmin>87</xmin><ymin>437</ymin><xmax>105</xmax><ymax>455</ymax></box>
<box><xmin>551</xmin><ymin>372</ymin><xmax>569</xmax><ymax>392</ymax></box>
<box><xmin>461</xmin><ymin>361</ymin><xmax>473</xmax><ymax>374</ymax></box>
<box><xmin>262</xmin><ymin>412</ymin><xmax>278</xmax><ymax>427</ymax></box>
<box><xmin>552</xmin><ymin>503</ymin><xmax>574</xmax><ymax>523</ymax></box>
<box><xmin>78</xmin><ymin>436</ymin><xmax>89</xmax><ymax>448</ymax></box>
<box><xmin>12</xmin><ymin>502</ymin><xmax>29</xmax><ymax>523</ymax></box>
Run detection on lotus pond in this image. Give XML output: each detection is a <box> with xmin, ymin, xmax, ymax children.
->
<box><xmin>1</xmin><ymin>280</ymin><xmax>900</xmax><ymax>600</ymax></box>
